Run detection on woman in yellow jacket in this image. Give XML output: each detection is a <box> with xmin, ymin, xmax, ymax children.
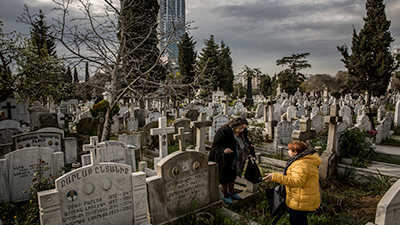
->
<box><xmin>263</xmin><ymin>140</ymin><xmax>322</xmax><ymax>225</ymax></box>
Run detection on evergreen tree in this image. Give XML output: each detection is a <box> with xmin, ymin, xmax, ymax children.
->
<box><xmin>66</xmin><ymin>67</ymin><xmax>72</xmax><ymax>83</ymax></box>
<box><xmin>177</xmin><ymin>32</ymin><xmax>196</xmax><ymax>97</ymax></box>
<box><xmin>120</xmin><ymin>0</ymin><xmax>166</xmax><ymax>90</ymax></box>
<box><xmin>73</xmin><ymin>67</ymin><xmax>79</xmax><ymax>83</ymax></box>
<box><xmin>337</xmin><ymin>0</ymin><xmax>397</xmax><ymax>106</ymax></box>
<box><xmin>218</xmin><ymin>41</ymin><xmax>234</xmax><ymax>94</ymax></box>
<box><xmin>276</xmin><ymin>53</ymin><xmax>310</xmax><ymax>95</ymax></box>
<box><xmin>197</xmin><ymin>35</ymin><xmax>220</xmax><ymax>93</ymax></box>
<box><xmin>260</xmin><ymin>75</ymin><xmax>275</xmax><ymax>98</ymax></box>
<box><xmin>30</xmin><ymin>10</ymin><xmax>56</xmax><ymax>57</ymax></box>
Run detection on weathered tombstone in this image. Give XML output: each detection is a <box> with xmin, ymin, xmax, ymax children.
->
<box><xmin>190</xmin><ymin>113</ymin><xmax>212</xmax><ymax>152</ymax></box>
<box><xmin>184</xmin><ymin>109</ymin><xmax>199</xmax><ymax>121</ymax></box>
<box><xmin>373</xmin><ymin>179</ymin><xmax>400</xmax><ymax>225</ymax></box>
<box><xmin>255</xmin><ymin>103</ymin><xmax>264</xmax><ymax>118</ymax></box>
<box><xmin>146</xmin><ymin>149</ymin><xmax>219</xmax><ymax>224</ymax></box>
<box><xmin>234</xmin><ymin>101</ymin><xmax>246</xmax><ymax>116</ymax></box>
<box><xmin>375</xmin><ymin>112</ymin><xmax>394</xmax><ymax>144</ymax></box>
<box><xmin>339</xmin><ymin>105</ymin><xmax>352</xmax><ymax>126</ymax></box>
<box><xmin>173</xmin><ymin>127</ymin><xmax>191</xmax><ymax>152</ymax></box>
<box><xmin>173</xmin><ymin>118</ymin><xmax>193</xmax><ymax>144</ymax></box>
<box><xmin>354</xmin><ymin>114</ymin><xmax>372</xmax><ymax>131</ymax></box>
<box><xmin>209</xmin><ymin>114</ymin><xmax>229</xmax><ymax>141</ymax></box>
<box><xmin>140</xmin><ymin>121</ymin><xmax>158</xmax><ymax>151</ymax></box>
<box><xmin>1</xmin><ymin>98</ymin><xmax>30</xmax><ymax>123</ymax></box>
<box><xmin>150</xmin><ymin>117</ymin><xmax>175</xmax><ymax>168</ymax></box>
<box><xmin>39</xmin><ymin>112</ymin><xmax>59</xmax><ymax>129</ymax></box>
<box><xmin>273</xmin><ymin>118</ymin><xmax>293</xmax><ymax>148</ymax></box>
<box><xmin>311</xmin><ymin>114</ymin><xmax>324</xmax><ymax>133</ymax></box>
<box><xmin>222</xmin><ymin>96</ymin><xmax>230</xmax><ymax>116</ymax></box>
<box><xmin>28</xmin><ymin>103</ymin><xmax>49</xmax><ymax>131</ymax></box>
<box><xmin>292</xmin><ymin>117</ymin><xmax>316</xmax><ymax>142</ymax></box>
<box><xmin>64</xmin><ymin>137</ymin><xmax>78</xmax><ymax>164</ymax></box>
<box><xmin>0</xmin><ymin>147</ymin><xmax>64</xmax><ymax>202</ymax></box>
<box><xmin>13</xmin><ymin>131</ymin><xmax>63</xmax><ymax>152</ymax></box>
<box><xmin>320</xmin><ymin>105</ymin><xmax>342</xmax><ymax>179</ymax></box>
<box><xmin>119</xmin><ymin>133</ymin><xmax>141</xmax><ymax>149</ymax></box>
<box><xmin>146</xmin><ymin>111</ymin><xmax>163</xmax><ymax>124</ymax></box>
<box><xmin>377</xmin><ymin>104</ymin><xmax>386</xmax><ymax>123</ymax></box>
<box><xmin>311</xmin><ymin>106</ymin><xmax>320</xmax><ymax>118</ymax></box>
<box><xmin>287</xmin><ymin>106</ymin><xmax>297</xmax><ymax>121</ymax></box>
<box><xmin>0</xmin><ymin>120</ymin><xmax>24</xmax><ymax>144</ymax></box>
<box><xmin>37</xmin><ymin>139</ymin><xmax>149</xmax><ymax>225</ymax></box>
<box><xmin>395</xmin><ymin>101</ymin><xmax>400</xmax><ymax>126</ymax></box>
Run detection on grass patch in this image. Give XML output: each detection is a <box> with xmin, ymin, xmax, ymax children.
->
<box><xmin>380</xmin><ymin>138</ymin><xmax>400</xmax><ymax>147</ymax></box>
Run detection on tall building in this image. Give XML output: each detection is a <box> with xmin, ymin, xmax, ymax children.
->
<box><xmin>158</xmin><ymin>0</ymin><xmax>186</xmax><ymax>63</ymax></box>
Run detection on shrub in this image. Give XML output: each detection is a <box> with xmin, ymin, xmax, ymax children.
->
<box><xmin>339</xmin><ymin>127</ymin><xmax>376</xmax><ymax>167</ymax></box>
<box><xmin>90</xmin><ymin>100</ymin><xmax>119</xmax><ymax>118</ymax></box>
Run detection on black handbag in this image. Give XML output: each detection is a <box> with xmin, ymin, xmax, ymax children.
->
<box><xmin>244</xmin><ymin>157</ymin><xmax>262</xmax><ymax>183</ymax></box>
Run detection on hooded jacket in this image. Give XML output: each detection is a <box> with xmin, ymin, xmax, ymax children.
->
<box><xmin>271</xmin><ymin>153</ymin><xmax>322</xmax><ymax>211</ymax></box>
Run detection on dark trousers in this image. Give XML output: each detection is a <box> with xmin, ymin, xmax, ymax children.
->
<box><xmin>289</xmin><ymin>209</ymin><xmax>309</xmax><ymax>225</ymax></box>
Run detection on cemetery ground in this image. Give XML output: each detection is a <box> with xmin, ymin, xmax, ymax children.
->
<box><xmin>1</xmin><ymin>130</ymin><xmax>398</xmax><ymax>225</ymax></box>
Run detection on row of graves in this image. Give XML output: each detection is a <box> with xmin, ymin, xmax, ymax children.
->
<box><xmin>3</xmin><ymin>88</ymin><xmax>400</xmax><ymax>224</ymax></box>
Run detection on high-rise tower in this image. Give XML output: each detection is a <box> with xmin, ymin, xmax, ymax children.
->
<box><xmin>158</xmin><ymin>0</ymin><xmax>186</xmax><ymax>62</ymax></box>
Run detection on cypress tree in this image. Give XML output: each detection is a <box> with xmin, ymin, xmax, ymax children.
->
<box><xmin>73</xmin><ymin>67</ymin><xmax>79</xmax><ymax>83</ymax></box>
<box><xmin>337</xmin><ymin>0</ymin><xmax>396</xmax><ymax>106</ymax></box>
<box><xmin>218</xmin><ymin>41</ymin><xmax>234</xmax><ymax>94</ymax></box>
<box><xmin>85</xmin><ymin>62</ymin><xmax>89</xmax><ymax>82</ymax></box>
<box><xmin>178</xmin><ymin>33</ymin><xmax>196</xmax><ymax>85</ymax></box>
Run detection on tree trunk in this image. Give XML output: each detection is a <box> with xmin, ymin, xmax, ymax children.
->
<box><xmin>100</xmin><ymin>108</ymin><xmax>112</xmax><ymax>142</ymax></box>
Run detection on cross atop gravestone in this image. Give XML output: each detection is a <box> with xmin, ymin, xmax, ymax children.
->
<box><xmin>150</xmin><ymin>117</ymin><xmax>175</xmax><ymax>158</ymax></box>
<box><xmin>320</xmin><ymin>104</ymin><xmax>342</xmax><ymax>179</ymax></box>
<box><xmin>2</xmin><ymin>102</ymin><xmax>16</xmax><ymax>119</ymax></box>
<box><xmin>82</xmin><ymin>136</ymin><xmax>105</xmax><ymax>165</ymax></box>
<box><xmin>173</xmin><ymin>127</ymin><xmax>190</xmax><ymax>151</ymax></box>
<box><xmin>190</xmin><ymin>112</ymin><xmax>212</xmax><ymax>152</ymax></box>
<box><xmin>291</xmin><ymin>117</ymin><xmax>316</xmax><ymax>142</ymax></box>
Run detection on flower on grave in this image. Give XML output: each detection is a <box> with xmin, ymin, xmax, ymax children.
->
<box><xmin>366</xmin><ymin>129</ymin><xmax>378</xmax><ymax>137</ymax></box>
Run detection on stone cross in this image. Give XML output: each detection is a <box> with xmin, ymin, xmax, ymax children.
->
<box><xmin>291</xmin><ymin>117</ymin><xmax>316</xmax><ymax>142</ymax></box>
<box><xmin>173</xmin><ymin>127</ymin><xmax>190</xmax><ymax>152</ymax></box>
<box><xmin>2</xmin><ymin>102</ymin><xmax>16</xmax><ymax>119</ymax></box>
<box><xmin>190</xmin><ymin>112</ymin><xmax>212</xmax><ymax>152</ymax></box>
<box><xmin>320</xmin><ymin>104</ymin><xmax>342</xmax><ymax>179</ymax></box>
<box><xmin>150</xmin><ymin>117</ymin><xmax>175</xmax><ymax>158</ymax></box>
<box><xmin>83</xmin><ymin>136</ymin><xmax>105</xmax><ymax>165</ymax></box>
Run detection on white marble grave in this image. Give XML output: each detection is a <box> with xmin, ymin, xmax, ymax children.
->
<box><xmin>38</xmin><ymin>145</ymin><xmax>149</xmax><ymax>225</ymax></box>
<box><xmin>0</xmin><ymin>147</ymin><xmax>64</xmax><ymax>202</ymax></box>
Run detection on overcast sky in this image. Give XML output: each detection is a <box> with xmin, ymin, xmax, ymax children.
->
<box><xmin>1</xmin><ymin>0</ymin><xmax>400</xmax><ymax>76</ymax></box>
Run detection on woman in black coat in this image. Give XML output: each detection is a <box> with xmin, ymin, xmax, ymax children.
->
<box><xmin>208</xmin><ymin>117</ymin><xmax>254</xmax><ymax>204</ymax></box>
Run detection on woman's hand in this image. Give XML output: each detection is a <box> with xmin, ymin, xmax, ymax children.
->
<box><xmin>224</xmin><ymin>148</ymin><xmax>233</xmax><ymax>154</ymax></box>
<box><xmin>262</xmin><ymin>173</ymin><xmax>273</xmax><ymax>182</ymax></box>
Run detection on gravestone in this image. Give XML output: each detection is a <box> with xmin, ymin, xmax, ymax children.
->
<box><xmin>40</xmin><ymin>112</ymin><xmax>59</xmax><ymax>129</ymax></box>
<box><xmin>173</xmin><ymin>127</ymin><xmax>191</xmax><ymax>152</ymax></box>
<box><xmin>150</xmin><ymin>117</ymin><xmax>175</xmax><ymax>168</ymax></box>
<box><xmin>355</xmin><ymin>114</ymin><xmax>372</xmax><ymax>131</ymax></box>
<box><xmin>273</xmin><ymin>118</ymin><xmax>293</xmax><ymax>148</ymax></box>
<box><xmin>37</xmin><ymin>141</ymin><xmax>149</xmax><ymax>225</ymax></box>
<box><xmin>146</xmin><ymin>111</ymin><xmax>163</xmax><ymax>124</ymax></box>
<box><xmin>190</xmin><ymin>113</ymin><xmax>212</xmax><ymax>152</ymax></box>
<box><xmin>375</xmin><ymin>112</ymin><xmax>393</xmax><ymax>144</ymax></box>
<box><xmin>339</xmin><ymin>105</ymin><xmax>352</xmax><ymax>126</ymax></box>
<box><xmin>28</xmin><ymin>102</ymin><xmax>49</xmax><ymax>131</ymax></box>
<box><xmin>209</xmin><ymin>114</ymin><xmax>229</xmax><ymax>141</ymax></box>
<box><xmin>373</xmin><ymin>179</ymin><xmax>400</xmax><ymax>225</ymax></box>
<box><xmin>291</xmin><ymin>117</ymin><xmax>316</xmax><ymax>142</ymax></box>
<box><xmin>320</xmin><ymin>105</ymin><xmax>342</xmax><ymax>179</ymax></box>
<box><xmin>173</xmin><ymin>118</ymin><xmax>193</xmax><ymax>144</ymax></box>
<box><xmin>395</xmin><ymin>101</ymin><xmax>400</xmax><ymax>126</ymax></box>
<box><xmin>311</xmin><ymin>113</ymin><xmax>324</xmax><ymax>133</ymax></box>
<box><xmin>1</xmin><ymin>98</ymin><xmax>29</xmax><ymax>122</ymax></box>
<box><xmin>81</xmin><ymin>139</ymin><xmax>137</xmax><ymax>172</ymax></box>
<box><xmin>287</xmin><ymin>106</ymin><xmax>297</xmax><ymax>121</ymax></box>
<box><xmin>0</xmin><ymin>120</ymin><xmax>24</xmax><ymax>157</ymax></box>
<box><xmin>184</xmin><ymin>109</ymin><xmax>199</xmax><ymax>121</ymax></box>
<box><xmin>265</xmin><ymin>98</ymin><xmax>277</xmax><ymax>140</ymax></box>
<box><xmin>13</xmin><ymin>131</ymin><xmax>63</xmax><ymax>152</ymax></box>
<box><xmin>0</xmin><ymin>147</ymin><xmax>64</xmax><ymax>202</ymax></box>
<box><xmin>119</xmin><ymin>133</ymin><xmax>141</xmax><ymax>149</ymax></box>
<box><xmin>146</xmin><ymin>149</ymin><xmax>219</xmax><ymax>224</ymax></box>
<box><xmin>64</xmin><ymin>137</ymin><xmax>78</xmax><ymax>164</ymax></box>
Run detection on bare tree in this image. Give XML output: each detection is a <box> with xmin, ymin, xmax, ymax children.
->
<box><xmin>49</xmin><ymin>0</ymin><xmax>205</xmax><ymax>141</ymax></box>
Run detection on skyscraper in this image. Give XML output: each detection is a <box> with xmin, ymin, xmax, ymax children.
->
<box><xmin>158</xmin><ymin>0</ymin><xmax>185</xmax><ymax>62</ymax></box>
